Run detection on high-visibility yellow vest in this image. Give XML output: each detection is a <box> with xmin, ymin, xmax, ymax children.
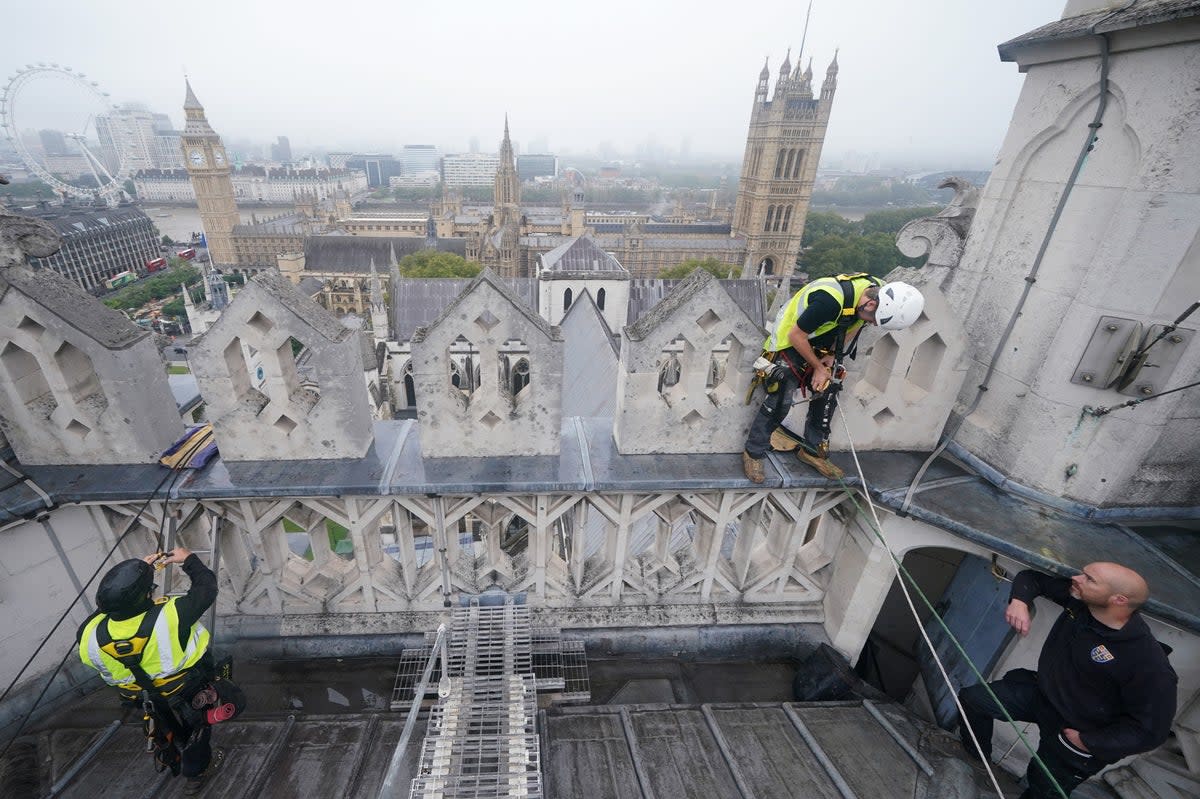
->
<box><xmin>763</xmin><ymin>274</ymin><xmax>882</xmax><ymax>352</ymax></box>
<box><xmin>78</xmin><ymin>597</ymin><xmax>210</xmax><ymax>695</ymax></box>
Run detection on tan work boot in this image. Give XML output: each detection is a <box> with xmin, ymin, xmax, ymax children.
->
<box><xmin>742</xmin><ymin>451</ymin><xmax>765</xmax><ymax>483</ymax></box>
<box><xmin>769</xmin><ymin>428</ymin><xmax>801</xmax><ymax>453</ymax></box>
<box><xmin>796</xmin><ymin>447</ymin><xmax>845</xmax><ymax>480</ymax></box>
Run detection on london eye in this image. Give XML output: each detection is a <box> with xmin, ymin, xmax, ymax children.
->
<box><xmin>0</xmin><ymin>64</ymin><xmax>130</xmax><ymax>202</ymax></box>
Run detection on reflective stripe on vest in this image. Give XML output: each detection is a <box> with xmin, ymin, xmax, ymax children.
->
<box><xmin>762</xmin><ymin>275</ymin><xmax>878</xmax><ymax>352</ymax></box>
<box><xmin>78</xmin><ymin>598</ymin><xmax>210</xmax><ymax>690</ymax></box>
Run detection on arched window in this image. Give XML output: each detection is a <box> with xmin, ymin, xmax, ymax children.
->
<box><xmin>773</xmin><ymin>208</ymin><xmax>784</xmax><ymax>232</ymax></box>
<box><xmin>511</xmin><ymin>358</ymin><xmax>531</xmax><ymax>395</ymax></box>
<box><xmin>563</xmin><ymin>287</ymin><xmax>573</xmax><ymax>312</ymax></box>
<box><xmin>783</xmin><ymin>149</ymin><xmax>796</xmax><ymax>180</ymax></box>
<box><xmin>791</xmin><ymin>149</ymin><xmax>806</xmax><ymax>179</ymax></box>
<box><xmin>597</xmin><ymin>287</ymin><xmax>606</xmax><ymax>310</ymax></box>
<box><xmin>774</xmin><ymin>151</ymin><xmax>787</xmax><ymax>179</ymax></box>
<box><xmin>781</xmin><ymin>206</ymin><xmax>793</xmax><ymax>232</ymax></box>
<box><xmin>764</xmin><ymin>206</ymin><xmax>775</xmax><ymax>232</ymax></box>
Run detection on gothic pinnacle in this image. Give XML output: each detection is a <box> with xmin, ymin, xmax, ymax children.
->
<box><xmin>183</xmin><ymin>78</ymin><xmax>203</xmax><ymax>110</ymax></box>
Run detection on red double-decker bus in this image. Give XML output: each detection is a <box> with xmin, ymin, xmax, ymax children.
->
<box><xmin>145</xmin><ymin>257</ymin><xmax>168</xmax><ymax>272</ymax></box>
<box><xmin>177</xmin><ymin>248</ymin><xmax>197</xmax><ymax>260</ymax></box>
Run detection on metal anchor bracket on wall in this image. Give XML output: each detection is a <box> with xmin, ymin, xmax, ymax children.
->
<box><xmin>1070</xmin><ymin>305</ymin><xmax>1196</xmax><ymax>397</ymax></box>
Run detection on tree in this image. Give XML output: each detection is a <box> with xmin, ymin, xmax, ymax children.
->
<box><xmin>658</xmin><ymin>257</ymin><xmax>733</xmax><ymax>279</ymax></box>
<box><xmin>801</xmin><ymin>211</ymin><xmax>856</xmax><ymax>247</ymax></box>
<box><xmin>161</xmin><ymin>234</ymin><xmax>174</xmax><ymax>246</ymax></box>
<box><xmin>397</xmin><ymin>251</ymin><xmax>482</xmax><ymax>278</ymax></box>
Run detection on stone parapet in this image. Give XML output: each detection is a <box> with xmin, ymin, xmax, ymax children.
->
<box><xmin>0</xmin><ymin>211</ymin><xmax>183</xmax><ymax>464</ymax></box>
<box><xmin>614</xmin><ymin>269</ymin><xmax>762</xmax><ymax>454</ymax></box>
<box><xmin>411</xmin><ymin>269</ymin><xmax>564</xmax><ymax>457</ymax></box>
<box><xmin>189</xmin><ymin>270</ymin><xmax>374</xmax><ymax>460</ymax></box>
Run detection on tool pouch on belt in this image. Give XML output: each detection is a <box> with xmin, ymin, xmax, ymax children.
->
<box><xmin>181</xmin><ymin>655</ymin><xmax>247</xmax><ymax>729</ymax></box>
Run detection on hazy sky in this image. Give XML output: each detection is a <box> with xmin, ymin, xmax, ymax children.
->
<box><xmin>5</xmin><ymin>0</ymin><xmax>1060</xmax><ymax>168</ymax></box>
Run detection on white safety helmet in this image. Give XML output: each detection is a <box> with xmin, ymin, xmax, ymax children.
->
<box><xmin>875</xmin><ymin>282</ymin><xmax>925</xmax><ymax>330</ymax></box>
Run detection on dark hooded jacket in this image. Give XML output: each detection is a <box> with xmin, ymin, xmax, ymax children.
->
<box><xmin>1011</xmin><ymin>570</ymin><xmax>1177</xmax><ymax>762</ymax></box>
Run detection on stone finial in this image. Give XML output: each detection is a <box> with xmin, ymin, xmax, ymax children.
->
<box><xmin>411</xmin><ymin>268</ymin><xmax>564</xmax><ymax>457</ymax></box>
<box><xmin>188</xmin><ymin>271</ymin><xmax>374</xmax><ymax>460</ymax></box>
<box><xmin>896</xmin><ymin>177</ymin><xmax>980</xmax><ymax>274</ymax></box>
<box><xmin>614</xmin><ymin>269</ymin><xmax>763</xmax><ymax>454</ymax></box>
<box><xmin>0</xmin><ymin>226</ymin><xmax>184</xmax><ymax>464</ymax></box>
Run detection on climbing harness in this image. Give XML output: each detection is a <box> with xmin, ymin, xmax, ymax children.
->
<box><xmin>832</xmin><ymin>405</ymin><xmax>1070</xmax><ymax>799</ymax></box>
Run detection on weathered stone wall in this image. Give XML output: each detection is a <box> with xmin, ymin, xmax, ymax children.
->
<box><xmin>613</xmin><ymin>270</ymin><xmax>762</xmax><ymax>454</ymax></box>
<box><xmin>189</xmin><ymin>271</ymin><xmax>374</xmax><ymax>460</ymax></box>
<box><xmin>0</xmin><ymin>215</ymin><xmax>182</xmax><ymax>465</ymax></box>
<box><xmin>945</xmin><ymin>35</ymin><xmax>1200</xmax><ymax>506</ymax></box>
<box><xmin>539</xmin><ymin>278</ymin><xmax>630</xmax><ymax>331</ymax></box>
<box><xmin>411</xmin><ymin>270</ymin><xmax>564</xmax><ymax>457</ymax></box>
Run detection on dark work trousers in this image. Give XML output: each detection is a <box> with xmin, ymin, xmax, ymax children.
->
<box><xmin>959</xmin><ymin>669</ymin><xmax>1109</xmax><ymax>799</ymax></box>
<box><xmin>151</xmin><ymin>693</ymin><xmax>212</xmax><ymax>779</ymax></box>
<box><xmin>744</xmin><ymin>351</ymin><xmax>804</xmax><ymax>459</ymax></box>
<box><xmin>804</xmin><ymin>389</ymin><xmax>839</xmax><ymax>449</ymax></box>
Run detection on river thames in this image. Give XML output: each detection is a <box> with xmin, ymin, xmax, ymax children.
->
<box><xmin>138</xmin><ymin>203</ymin><xmax>293</xmax><ymax>242</ymax></box>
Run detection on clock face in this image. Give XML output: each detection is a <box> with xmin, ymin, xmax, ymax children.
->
<box><xmin>213</xmin><ymin>150</ymin><xmax>225</xmax><ymax>166</ymax></box>
<box><xmin>189</xmin><ymin>149</ymin><xmax>206</xmax><ymax>167</ymax></box>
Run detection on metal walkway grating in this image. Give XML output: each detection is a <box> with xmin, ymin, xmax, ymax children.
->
<box><xmin>392</xmin><ymin>612</ymin><xmax>591</xmax><ymax>710</ymax></box>
<box><xmin>392</xmin><ymin>597</ymin><xmax>590</xmax><ymax>798</ymax></box>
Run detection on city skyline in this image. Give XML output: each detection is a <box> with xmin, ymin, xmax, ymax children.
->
<box><xmin>4</xmin><ymin>0</ymin><xmax>1054</xmax><ymax>169</ymax></box>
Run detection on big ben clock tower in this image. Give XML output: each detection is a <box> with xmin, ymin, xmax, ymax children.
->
<box><xmin>180</xmin><ymin>80</ymin><xmax>239</xmax><ymax>267</ymax></box>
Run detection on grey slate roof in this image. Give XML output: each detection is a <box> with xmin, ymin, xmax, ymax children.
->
<box><xmin>540</xmin><ymin>236</ymin><xmax>628</xmax><ymax>275</ymax></box>
<box><xmin>545</xmin><ymin>702</ymin><xmax>951</xmax><ymax>799</ymax></box>
<box><xmin>390</xmin><ymin>277</ymin><xmax>538</xmax><ymax>341</ymax></box>
<box><xmin>22</xmin><ymin>205</ymin><xmax>153</xmax><ymax>238</ymax></box>
<box><xmin>560</xmin><ymin>290</ymin><xmax>619</xmax><ymax>417</ymax></box>
<box><xmin>296</xmin><ymin>276</ymin><xmax>325</xmax><ymax>296</ymax></box>
<box><xmin>301</xmin><ymin>237</ymin><xmax>465</xmax><ymax>274</ymax></box>
<box><xmin>998</xmin><ymin>1</ymin><xmax>1200</xmax><ymax>60</ymax></box>
<box><xmin>20</xmin><ymin>654</ymin><xmax>1013</xmax><ymax>799</ymax></box>
<box><xmin>412</xmin><ymin>268</ymin><xmax>559</xmax><ymax>344</ymax></box>
<box><xmin>627</xmin><ymin>277</ymin><xmax>766</xmax><ymax>329</ymax></box>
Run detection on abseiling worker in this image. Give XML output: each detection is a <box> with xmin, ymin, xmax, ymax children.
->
<box><xmin>743</xmin><ymin>274</ymin><xmax>924</xmax><ymax>482</ymax></box>
<box><xmin>77</xmin><ymin>547</ymin><xmax>242</xmax><ymax>796</ymax></box>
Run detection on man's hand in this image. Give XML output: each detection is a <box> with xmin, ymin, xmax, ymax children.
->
<box><xmin>1005</xmin><ymin>598</ymin><xmax>1031</xmax><ymax>636</ymax></box>
<box><xmin>1063</xmin><ymin>728</ymin><xmax>1089</xmax><ymax>752</ymax></box>
<box><xmin>159</xmin><ymin>546</ymin><xmax>192</xmax><ymax>565</ymax></box>
<box><xmin>810</xmin><ymin>364</ymin><xmax>832</xmax><ymax>392</ymax></box>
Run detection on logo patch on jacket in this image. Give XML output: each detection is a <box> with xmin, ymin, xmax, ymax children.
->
<box><xmin>1090</xmin><ymin>645</ymin><xmax>1115</xmax><ymax>663</ymax></box>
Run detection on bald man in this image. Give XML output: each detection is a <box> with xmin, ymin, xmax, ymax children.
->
<box><xmin>957</xmin><ymin>563</ymin><xmax>1176</xmax><ymax>798</ymax></box>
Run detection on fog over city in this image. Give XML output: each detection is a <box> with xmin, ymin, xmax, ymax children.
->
<box><xmin>6</xmin><ymin>0</ymin><xmax>1055</xmax><ymax>167</ymax></box>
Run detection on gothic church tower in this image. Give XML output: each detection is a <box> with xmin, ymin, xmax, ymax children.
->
<box><xmin>733</xmin><ymin>51</ymin><xmax>837</xmax><ymax>279</ymax></box>
<box><xmin>181</xmin><ymin>80</ymin><xmax>240</xmax><ymax>268</ymax></box>
<box><xmin>485</xmin><ymin>117</ymin><xmax>521</xmax><ymax>277</ymax></box>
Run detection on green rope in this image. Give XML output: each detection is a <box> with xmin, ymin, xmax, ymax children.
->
<box><xmin>829</xmin><ymin>471</ymin><xmax>1069</xmax><ymax>799</ymax></box>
